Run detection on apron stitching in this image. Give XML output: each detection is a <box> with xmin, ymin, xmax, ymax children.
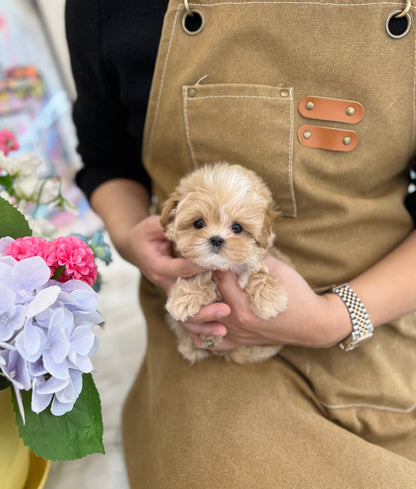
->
<box><xmin>288</xmin><ymin>87</ymin><xmax>297</xmax><ymax>217</ymax></box>
<box><xmin>148</xmin><ymin>4</ymin><xmax>182</xmax><ymax>162</ymax></box>
<box><xmin>192</xmin><ymin>2</ymin><xmax>413</xmax><ymax>8</ymax></box>
<box><xmin>188</xmin><ymin>95</ymin><xmax>293</xmax><ymax>100</ymax></box>
<box><xmin>183</xmin><ymin>89</ymin><xmax>198</xmax><ymax>168</ymax></box>
<box><xmin>184</xmin><ymin>89</ymin><xmax>298</xmax><ymax>215</ymax></box>
<box><xmin>321</xmin><ymin>400</ymin><xmax>416</xmax><ymax>413</ymax></box>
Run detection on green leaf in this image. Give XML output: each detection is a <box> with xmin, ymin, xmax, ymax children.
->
<box><xmin>0</xmin><ymin>196</ymin><xmax>32</xmax><ymax>238</ymax></box>
<box><xmin>0</xmin><ymin>375</ymin><xmax>12</xmax><ymax>391</ymax></box>
<box><xmin>12</xmin><ymin>373</ymin><xmax>105</xmax><ymax>461</ymax></box>
<box><xmin>0</xmin><ymin>174</ymin><xmax>14</xmax><ymax>194</ymax></box>
<box><xmin>51</xmin><ymin>265</ymin><xmax>66</xmax><ymax>280</ymax></box>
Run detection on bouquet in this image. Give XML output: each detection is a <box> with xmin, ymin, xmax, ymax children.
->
<box><xmin>0</xmin><ymin>130</ymin><xmax>107</xmax><ymax>461</ymax></box>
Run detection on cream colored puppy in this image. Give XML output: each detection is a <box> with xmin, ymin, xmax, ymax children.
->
<box><xmin>161</xmin><ymin>163</ymin><xmax>288</xmax><ymax>364</ymax></box>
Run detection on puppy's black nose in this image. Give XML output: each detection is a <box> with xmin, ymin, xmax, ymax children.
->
<box><xmin>210</xmin><ymin>236</ymin><xmax>224</xmax><ymax>248</ymax></box>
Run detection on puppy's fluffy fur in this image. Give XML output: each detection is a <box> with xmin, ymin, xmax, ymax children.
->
<box><xmin>161</xmin><ymin>163</ymin><xmax>288</xmax><ymax>364</ymax></box>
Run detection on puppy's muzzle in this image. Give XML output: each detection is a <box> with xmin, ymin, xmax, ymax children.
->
<box><xmin>210</xmin><ymin>235</ymin><xmax>225</xmax><ymax>250</ymax></box>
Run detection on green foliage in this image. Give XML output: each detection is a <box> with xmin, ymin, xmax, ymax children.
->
<box><xmin>0</xmin><ymin>195</ymin><xmax>32</xmax><ymax>238</ymax></box>
<box><xmin>12</xmin><ymin>373</ymin><xmax>104</xmax><ymax>461</ymax></box>
<box><xmin>0</xmin><ymin>375</ymin><xmax>12</xmax><ymax>391</ymax></box>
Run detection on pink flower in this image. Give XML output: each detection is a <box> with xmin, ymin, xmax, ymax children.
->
<box><xmin>0</xmin><ymin>129</ymin><xmax>19</xmax><ymax>156</ymax></box>
<box><xmin>46</xmin><ymin>236</ymin><xmax>97</xmax><ymax>286</ymax></box>
<box><xmin>5</xmin><ymin>235</ymin><xmax>97</xmax><ymax>286</ymax></box>
<box><xmin>6</xmin><ymin>236</ymin><xmax>49</xmax><ymax>261</ymax></box>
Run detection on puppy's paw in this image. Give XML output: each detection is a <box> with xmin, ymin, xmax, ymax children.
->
<box><xmin>166</xmin><ymin>295</ymin><xmax>203</xmax><ymax>322</ymax></box>
<box><xmin>166</xmin><ymin>273</ymin><xmax>219</xmax><ymax>322</ymax></box>
<box><xmin>177</xmin><ymin>334</ymin><xmax>212</xmax><ymax>363</ymax></box>
<box><xmin>200</xmin><ymin>334</ymin><xmax>223</xmax><ymax>349</ymax></box>
<box><xmin>245</xmin><ymin>272</ymin><xmax>287</xmax><ymax>320</ymax></box>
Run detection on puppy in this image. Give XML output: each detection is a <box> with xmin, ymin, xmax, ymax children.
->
<box><xmin>161</xmin><ymin>163</ymin><xmax>288</xmax><ymax>364</ymax></box>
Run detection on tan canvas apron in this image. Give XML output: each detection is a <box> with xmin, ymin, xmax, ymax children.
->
<box><xmin>122</xmin><ymin>1</ymin><xmax>416</xmax><ymax>487</ymax></box>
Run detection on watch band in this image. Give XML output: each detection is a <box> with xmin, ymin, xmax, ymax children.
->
<box><xmin>332</xmin><ymin>283</ymin><xmax>374</xmax><ymax>351</ymax></box>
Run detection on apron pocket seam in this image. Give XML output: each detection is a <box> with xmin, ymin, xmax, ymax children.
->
<box><xmin>182</xmin><ymin>83</ymin><xmax>297</xmax><ymax>217</ymax></box>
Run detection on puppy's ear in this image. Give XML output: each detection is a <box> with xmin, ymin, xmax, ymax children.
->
<box><xmin>160</xmin><ymin>193</ymin><xmax>180</xmax><ymax>231</ymax></box>
<box><xmin>257</xmin><ymin>204</ymin><xmax>280</xmax><ymax>249</ymax></box>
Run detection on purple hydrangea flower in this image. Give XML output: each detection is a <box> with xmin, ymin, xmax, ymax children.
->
<box><xmin>0</xmin><ymin>284</ymin><xmax>25</xmax><ymax>341</ymax></box>
<box><xmin>0</xmin><ymin>247</ymin><xmax>101</xmax><ymax>420</ymax></box>
<box><xmin>0</xmin><ymin>237</ymin><xmax>14</xmax><ymax>256</ymax></box>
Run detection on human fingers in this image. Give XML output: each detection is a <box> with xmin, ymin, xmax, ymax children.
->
<box><xmin>161</xmin><ymin>256</ymin><xmax>205</xmax><ymax>279</ymax></box>
<box><xmin>143</xmin><ymin>255</ymin><xmax>204</xmax><ymax>291</ymax></box>
<box><xmin>180</xmin><ymin>320</ymin><xmax>227</xmax><ymax>337</ymax></box>
<box><xmin>213</xmin><ymin>270</ymin><xmax>251</xmax><ymax>312</ymax></box>
<box><xmin>207</xmin><ymin>336</ymin><xmax>238</xmax><ymax>352</ymax></box>
<box><xmin>188</xmin><ymin>302</ymin><xmax>231</xmax><ymax>323</ymax></box>
<box><xmin>188</xmin><ymin>331</ymin><xmax>235</xmax><ymax>351</ymax></box>
<box><xmin>188</xmin><ymin>332</ymin><xmax>202</xmax><ymax>348</ymax></box>
<box><xmin>179</xmin><ymin>302</ymin><xmax>230</xmax><ymax>336</ymax></box>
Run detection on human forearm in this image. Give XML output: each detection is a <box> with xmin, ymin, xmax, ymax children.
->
<box><xmin>90</xmin><ymin>177</ymin><xmax>203</xmax><ymax>287</ymax></box>
<box><xmin>348</xmin><ymin>229</ymin><xmax>416</xmax><ymax>328</ymax></box>
<box><xmin>90</xmin><ymin>178</ymin><xmax>151</xmax><ymax>263</ymax></box>
<box><xmin>315</xmin><ymin>229</ymin><xmax>416</xmax><ymax>348</ymax></box>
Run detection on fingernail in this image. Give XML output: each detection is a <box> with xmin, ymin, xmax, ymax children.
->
<box><xmin>214</xmin><ymin>327</ymin><xmax>226</xmax><ymax>336</ymax></box>
<box><xmin>216</xmin><ymin>311</ymin><xmax>226</xmax><ymax>319</ymax></box>
<box><xmin>215</xmin><ymin>271</ymin><xmax>224</xmax><ymax>280</ymax></box>
<box><xmin>190</xmin><ymin>333</ymin><xmax>201</xmax><ymax>347</ymax></box>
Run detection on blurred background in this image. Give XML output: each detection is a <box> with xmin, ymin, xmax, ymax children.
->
<box><xmin>0</xmin><ymin>1</ymin><xmax>147</xmax><ymax>488</ymax></box>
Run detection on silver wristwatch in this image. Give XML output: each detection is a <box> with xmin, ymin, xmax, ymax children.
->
<box><xmin>332</xmin><ymin>283</ymin><xmax>374</xmax><ymax>351</ymax></box>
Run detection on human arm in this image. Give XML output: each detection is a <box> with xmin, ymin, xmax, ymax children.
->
<box><xmin>181</xmin><ymin>230</ymin><xmax>416</xmax><ymax>350</ymax></box>
<box><xmin>89</xmin><ymin>180</ymin><xmax>203</xmax><ymax>291</ymax></box>
<box><xmin>66</xmin><ymin>0</ymin><xmax>202</xmax><ymax>288</ymax></box>
<box><xmin>65</xmin><ymin>0</ymin><xmax>166</xmax><ymax>199</ymax></box>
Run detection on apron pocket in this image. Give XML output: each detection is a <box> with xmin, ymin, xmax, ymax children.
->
<box><xmin>183</xmin><ymin>83</ymin><xmax>296</xmax><ymax>217</ymax></box>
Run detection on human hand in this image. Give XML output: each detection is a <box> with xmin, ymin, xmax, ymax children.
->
<box><xmin>122</xmin><ymin>215</ymin><xmax>204</xmax><ymax>293</ymax></box>
<box><xmin>180</xmin><ymin>255</ymin><xmax>352</xmax><ymax>350</ymax></box>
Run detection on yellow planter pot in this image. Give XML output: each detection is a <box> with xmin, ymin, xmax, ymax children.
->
<box><xmin>0</xmin><ymin>389</ymin><xmax>50</xmax><ymax>489</ymax></box>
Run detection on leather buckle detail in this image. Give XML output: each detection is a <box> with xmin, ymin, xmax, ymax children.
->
<box><xmin>298</xmin><ymin>125</ymin><xmax>359</xmax><ymax>152</ymax></box>
<box><xmin>299</xmin><ymin>96</ymin><xmax>364</xmax><ymax>124</ymax></box>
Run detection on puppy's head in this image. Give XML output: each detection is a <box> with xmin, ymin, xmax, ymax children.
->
<box><xmin>161</xmin><ymin>163</ymin><xmax>279</xmax><ymax>270</ymax></box>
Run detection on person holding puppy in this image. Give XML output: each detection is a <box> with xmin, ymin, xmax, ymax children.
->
<box><xmin>66</xmin><ymin>0</ymin><xmax>416</xmax><ymax>487</ymax></box>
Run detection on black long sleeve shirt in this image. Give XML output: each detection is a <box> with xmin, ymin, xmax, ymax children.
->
<box><xmin>65</xmin><ymin>0</ymin><xmax>168</xmax><ymax>200</ymax></box>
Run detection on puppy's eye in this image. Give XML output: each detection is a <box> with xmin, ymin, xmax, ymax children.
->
<box><xmin>231</xmin><ymin>223</ymin><xmax>243</xmax><ymax>234</ymax></box>
<box><xmin>193</xmin><ymin>219</ymin><xmax>206</xmax><ymax>229</ymax></box>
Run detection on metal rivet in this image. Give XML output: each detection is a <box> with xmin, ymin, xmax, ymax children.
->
<box><xmin>343</xmin><ymin>136</ymin><xmax>352</xmax><ymax>145</ymax></box>
<box><xmin>303</xmin><ymin>130</ymin><xmax>312</xmax><ymax>140</ymax></box>
<box><xmin>188</xmin><ymin>88</ymin><xmax>196</xmax><ymax>97</ymax></box>
<box><xmin>346</xmin><ymin>107</ymin><xmax>355</xmax><ymax>116</ymax></box>
<box><xmin>305</xmin><ymin>101</ymin><xmax>315</xmax><ymax>110</ymax></box>
<box><xmin>280</xmin><ymin>90</ymin><xmax>289</xmax><ymax>98</ymax></box>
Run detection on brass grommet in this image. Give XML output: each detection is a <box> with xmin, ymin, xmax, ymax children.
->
<box><xmin>182</xmin><ymin>8</ymin><xmax>206</xmax><ymax>36</ymax></box>
<box><xmin>280</xmin><ymin>89</ymin><xmax>289</xmax><ymax>98</ymax></box>
<box><xmin>343</xmin><ymin>136</ymin><xmax>352</xmax><ymax>145</ymax></box>
<box><xmin>304</xmin><ymin>130</ymin><xmax>312</xmax><ymax>140</ymax></box>
<box><xmin>346</xmin><ymin>107</ymin><xmax>355</xmax><ymax>116</ymax></box>
<box><xmin>385</xmin><ymin>8</ymin><xmax>413</xmax><ymax>39</ymax></box>
<box><xmin>305</xmin><ymin>101</ymin><xmax>315</xmax><ymax>110</ymax></box>
<box><xmin>188</xmin><ymin>88</ymin><xmax>196</xmax><ymax>97</ymax></box>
